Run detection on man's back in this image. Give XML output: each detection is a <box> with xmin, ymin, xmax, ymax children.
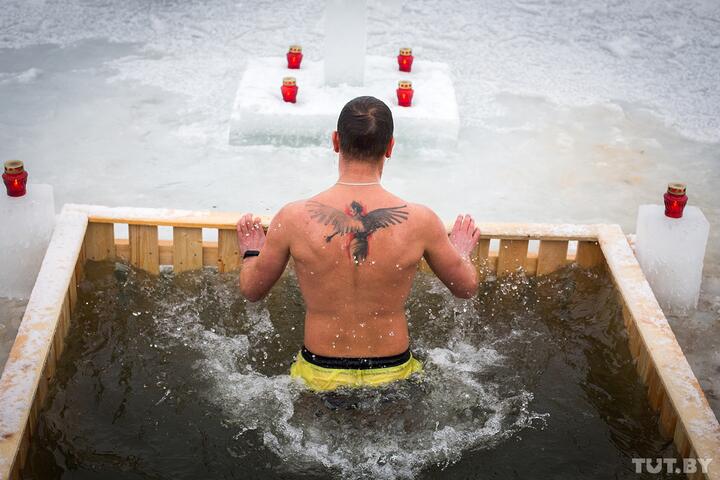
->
<box><xmin>284</xmin><ymin>186</ymin><xmax>428</xmax><ymax>357</ymax></box>
<box><xmin>235</xmin><ymin>95</ymin><xmax>479</xmax><ymax>390</ymax></box>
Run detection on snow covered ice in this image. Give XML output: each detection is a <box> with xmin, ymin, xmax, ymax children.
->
<box><xmin>0</xmin><ymin>185</ymin><xmax>55</xmax><ymax>299</ymax></box>
<box><xmin>635</xmin><ymin>205</ymin><xmax>710</xmax><ymax>315</ymax></box>
<box><xmin>229</xmin><ymin>56</ymin><xmax>459</xmax><ymax>147</ymax></box>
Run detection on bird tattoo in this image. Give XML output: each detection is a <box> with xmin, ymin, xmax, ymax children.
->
<box><xmin>306</xmin><ymin>200</ymin><xmax>409</xmax><ymax>264</ymax></box>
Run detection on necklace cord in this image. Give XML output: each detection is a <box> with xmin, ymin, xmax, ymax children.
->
<box><xmin>336</xmin><ymin>181</ymin><xmax>381</xmax><ymax>186</ymax></box>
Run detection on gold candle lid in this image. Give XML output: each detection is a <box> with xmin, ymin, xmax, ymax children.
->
<box><xmin>399</xmin><ymin>47</ymin><xmax>412</xmax><ymax>56</ymax></box>
<box><xmin>4</xmin><ymin>160</ymin><xmax>24</xmax><ymax>174</ymax></box>
<box><xmin>667</xmin><ymin>182</ymin><xmax>686</xmax><ymax>195</ymax></box>
<box><xmin>289</xmin><ymin>45</ymin><xmax>302</xmax><ymax>53</ymax></box>
<box><xmin>283</xmin><ymin>77</ymin><xmax>297</xmax><ymax>86</ymax></box>
<box><xmin>398</xmin><ymin>80</ymin><xmax>412</xmax><ymax>89</ymax></box>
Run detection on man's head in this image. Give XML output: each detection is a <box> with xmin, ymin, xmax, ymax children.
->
<box><xmin>333</xmin><ymin>96</ymin><xmax>394</xmax><ymax>162</ymax></box>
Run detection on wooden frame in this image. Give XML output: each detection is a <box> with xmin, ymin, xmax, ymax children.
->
<box><xmin>0</xmin><ymin>204</ymin><xmax>718</xmax><ymax>479</ymax></box>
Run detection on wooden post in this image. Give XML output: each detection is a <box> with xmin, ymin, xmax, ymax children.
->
<box><xmin>496</xmin><ymin>239</ymin><xmax>529</xmax><ymax>276</ymax></box>
<box><xmin>128</xmin><ymin>224</ymin><xmax>159</xmax><ymax>274</ymax></box>
<box><xmin>173</xmin><ymin>227</ymin><xmax>203</xmax><ymax>273</ymax></box>
<box><xmin>576</xmin><ymin>240</ymin><xmax>603</xmax><ymax>268</ymax></box>
<box><xmin>660</xmin><ymin>393</ymin><xmax>679</xmax><ymax>441</ymax></box>
<box><xmin>84</xmin><ymin>222</ymin><xmax>115</xmax><ymax>261</ymax></box>
<box><xmin>536</xmin><ymin>240</ymin><xmax>569</xmax><ymax>275</ymax></box>
<box><xmin>474</xmin><ymin>239</ymin><xmax>491</xmax><ymax>280</ymax></box>
<box><xmin>217</xmin><ymin>229</ymin><xmax>240</xmax><ymax>272</ymax></box>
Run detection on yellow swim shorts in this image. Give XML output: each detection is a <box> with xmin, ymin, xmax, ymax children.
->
<box><xmin>290</xmin><ymin>346</ymin><xmax>423</xmax><ymax>392</ymax></box>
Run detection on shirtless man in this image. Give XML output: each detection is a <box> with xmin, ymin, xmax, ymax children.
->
<box><xmin>236</xmin><ymin>96</ymin><xmax>480</xmax><ymax>391</ymax></box>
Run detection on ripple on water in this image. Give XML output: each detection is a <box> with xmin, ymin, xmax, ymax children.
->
<box><xmin>26</xmin><ymin>261</ymin><xmax>679</xmax><ymax>480</ymax></box>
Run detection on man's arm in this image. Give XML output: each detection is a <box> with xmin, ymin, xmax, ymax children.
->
<box><xmin>423</xmin><ymin>212</ymin><xmax>480</xmax><ymax>299</ymax></box>
<box><xmin>236</xmin><ymin>207</ymin><xmax>291</xmax><ymax>302</ymax></box>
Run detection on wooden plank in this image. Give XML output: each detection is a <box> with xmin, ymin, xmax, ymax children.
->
<box><xmin>173</xmin><ymin>227</ymin><xmax>203</xmax><ymax>273</ymax></box>
<box><xmin>203</xmin><ymin>242</ymin><xmax>219</xmax><ymax>267</ymax></box>
<box><xmin>116</xmin><ymin>240</ymin><xmax>220</xmax><ymax>268</ymax></box>
<box><xmin>496</xmin><ymin>239</ymin><xmax>529</xmax><ymax>277</ymax></box>
<box><xmin>61</xmin><ymin>293</ymin><xmax>71</xmax><ymax>340</ymax></box>
<box><xmin>473</xmin><ymin>239</ymin><xmax>491</xmax><ymax>280</ymax></box>
<box><xmin>128</xmin><ymin>225</ymin><xmax>159</xmax><ymax>274</ymax></box>
<box><xmin>673</xmin><ymin>422</ymin><xmax>691</xmax><ymax>460</ymax></box>
<box><xmin>576</xmin><ymin>240</ymin><xmax>603</xmax><ymax>268</ymax></box>
<box><xmin>217</xmin><ymin>229</ymin><xmax>240</xmax><ymax>273</ymax></box>
<box><xmin>536</xmin><ymin>240</ymin><xmax>569</xmax><ymax>275</ymax></box>
<box><xmin>84</xmin><ymin>222</ymin><xmax>115</xmax><ymax>261</ymax></box>
<box><xmin>660</xmin><ymin>393</ymin><xmax>678</xmax><ymax>440</ymax></box>
<box><xmin>598</xmin><ymin>225</ymin><xmax>720</xmax><ymax>479</ymax></box>
<box><xmin>115</xmin><ymin>239</ymin><xmax>129</xmax><ymax>260</ymax></box>
<box><xmin>523</xmin><ymin>252</ymin><xmax>538</xmax><ymax>276</ymax></box>
<box><xmin>17</xmin><ymin>427</ymin><xmax>29</xmax><ymax>474</ymax></box>
<box><xmin>646</xmin><ymin>364</ymin><xmax>665</xmax><ymax>412</ymax></box>
<box><xmin>74</xmin><ymin>242</ymin><xmax>86</xmax><ymax>283</ymax></box>
<box><xmin>159</xmin><ymin>242</ymin><xmax>173</xmax><ymax>266</ymax></box>
<box><xmin>67</xmin><ymin>205</ymin><xmax>599</xmax><ymax>241</ymax></box>
<box><xmin>68</xmin><ymin>269</ymin><xmax>78</xmax><ymax>311</ymax></box>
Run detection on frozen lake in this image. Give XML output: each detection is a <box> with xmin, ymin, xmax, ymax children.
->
<box><xmin>0</xmin><ymin>0</ymin><xmax>718</xmax><ymax>415</ymax></box>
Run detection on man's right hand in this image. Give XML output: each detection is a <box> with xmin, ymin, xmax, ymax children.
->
<box><xmin>449</xmin><ymin>214</ymin><xmax>481</xmax><ymax>258</ymax></box>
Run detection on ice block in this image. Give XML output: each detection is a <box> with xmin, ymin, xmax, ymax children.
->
<box><xmin>635</xmin><ymin>204</ymin><xmax>710</xmax><ymax>315</ymax></box>
<box><xmin>324</xmin><ymin>0</ymin><xmax>367</xmax><ymax>86</ymax></box>
<box><xmin>0</xmin><ymin>184</ymin><xmax>56</xmax><ymax>299</ymax></box>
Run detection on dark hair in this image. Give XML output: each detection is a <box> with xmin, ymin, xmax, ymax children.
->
<box><xmin>336</xmin><ymin>96</ymin><xmax>394</xmax><ymax>161</ymax></box>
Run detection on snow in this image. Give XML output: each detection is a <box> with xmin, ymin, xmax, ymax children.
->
<box><xmin>635</xmin><ymin>205</ymin><xmax>710</xmax><ymax>315</ymax></box>
<box><xmin>0</xmin><ymin>184</ymin><xmax>55</xmax><ymax>299</ymax></box>
<box><xmin>229</xmin><ymin>56</ymin><xmax>459</xmax><ymax>147</ymax></box>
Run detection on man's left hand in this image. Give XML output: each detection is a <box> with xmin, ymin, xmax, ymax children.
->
<box><xmin>236</xmin><ymin>213</ymin><xmax>266</xmax><ymax>257</ymax></box>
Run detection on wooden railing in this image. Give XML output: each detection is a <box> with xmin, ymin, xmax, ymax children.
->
<box><xmin>0</xmin><ymin>204</ymin><xmax>717</xmax><ymax>480</ymax></box>
<box><xmin>75</xmin><ymin>204</ymin><xmax>605</xmax><ymax>276</ymax></box>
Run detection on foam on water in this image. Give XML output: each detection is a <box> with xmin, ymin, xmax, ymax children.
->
<box><xmin>144</xmin><ymin>272</ymin><xmax>545</xmax><ymax>480</ymax></box>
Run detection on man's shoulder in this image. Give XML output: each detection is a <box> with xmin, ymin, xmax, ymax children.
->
<box><xmin>273</xmin><ymin>200</ymin><xmax>306</xmax><ymax>223</ymax></box>
<box><xmin>404</xmin><ymin>202</ymin><xmax>440</xmax><ymax>222</ymax></box>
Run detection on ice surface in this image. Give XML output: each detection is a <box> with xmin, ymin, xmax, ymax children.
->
<box><xmin>324</xmin><ymin>0</ymin><xmax>367</xmax><ymax>86</ymax></box>
<box><xmin>635</xmin><ymin>205</ymin><xmax>710</xmax><ymax>315</ymax></box>
<box><xmin>230</xmin><ymin>55</ymin><xmax>459</xmax><ymax>147</ymax></box>
<box><xmin>0</xmin><ymin>185</ymin><xmax>55</xmax><ymax>299</ymax></box>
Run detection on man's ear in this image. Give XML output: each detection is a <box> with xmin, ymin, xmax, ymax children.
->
<box><xmin>332</xmin><ymin>131</ymin><xmax>340</xmax><ymax>153</ymax></box>
<box><xmin>385</xmin><ymin>137</ymin><xmax>395</xmax><ymax>158</ymax></box>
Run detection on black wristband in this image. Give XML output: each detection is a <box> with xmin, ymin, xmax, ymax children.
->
<box><xmin>243</xmin><ymin>250</ymin><xmax>260</xmax><ymax>259</ymax></box>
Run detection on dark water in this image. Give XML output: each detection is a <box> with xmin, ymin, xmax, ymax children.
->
<box><xmin>24</xmin><ymin>262</ymin><xmax>681</xmax><ymax>479</ymax></box>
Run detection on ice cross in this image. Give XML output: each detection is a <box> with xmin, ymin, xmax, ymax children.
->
<box><xmin>324</xmin><ymin>0</ymin><xmax>367</xmax><ymax>86</ymax></box>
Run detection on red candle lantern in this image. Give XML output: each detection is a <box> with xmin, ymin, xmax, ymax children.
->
<box><xmin>664</xmin><ymin>182</ymin><xmax>688</xmax><ymax>218</ymax></box>
<box><xmin>281</xmin><ymin>77</ymin><xmax>298</xmax><ymax>103</ymax></box>
<box><xmin>287</xmin><ymin>45</ymin><xmax>303</xmax><ymax>69</ymax></box>
<box><xmin>396</xmin><ymin>80</ymin><xmax>413</xmax><ymax>107</ymax></box>
<box><xmin>3</xmin><ymin>160</ymin><xmax>28</xmax><ymax>197</ymax></box>
<box><xmin>397</xmin><ymin>47</ymin><xmax>413</xmax><ymax>72</ymax></box>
